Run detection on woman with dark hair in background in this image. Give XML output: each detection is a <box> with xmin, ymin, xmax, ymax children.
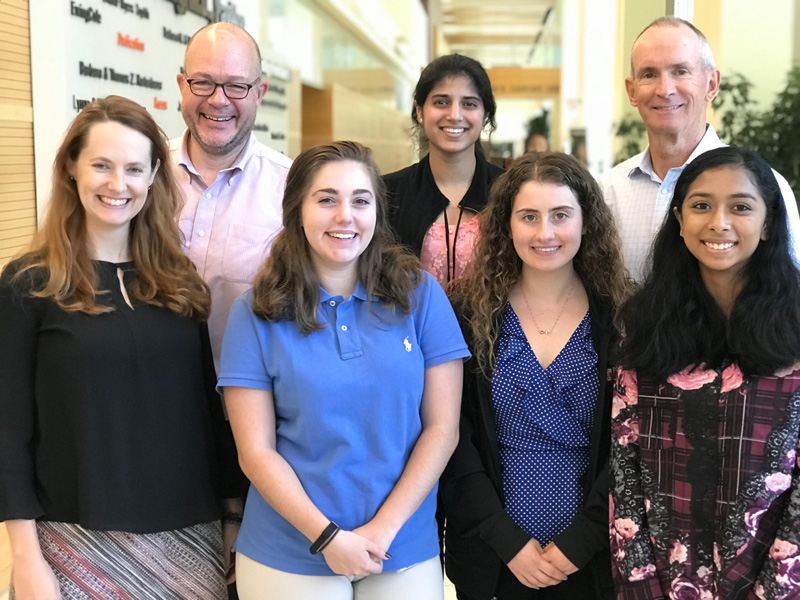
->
<box><xmin>384</xmin><ymin>54</ymin><xmax>504</xmax><ymax>287</ymax></box>
<box><xmin>219</xmin><ymin>142</ymin><xmax>468</xmax><ymax>599</ymax></box>
<box><xmin>611</xmin><ymin>147</ymin><xmax>800</xmax><ymax>599</ymax></box>
<box><xmin>0</xmin><ymin>96</ymin><xmax>242</xmax><ymax>599</ymax></box>
<box><xmin>442</xmin><ymin>152</ymin><xmax>633</xmax><ymax>599</ymax></box>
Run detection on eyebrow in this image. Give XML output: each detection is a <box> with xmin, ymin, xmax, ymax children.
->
<box><xmin>89</xmin><ymin>156</ymin><xmax>147</xmax><ymax>166</ymax></box>
<box><xmin>313</xmin><ymin>188</ymin><xmax>374</xmax><ymax>196</ymax></box>
<box><xmin>687</xmin><ymin>192</ymin><xmax>760</xmax><ymax>201</ymax></box>
<box><xmin>430</xmin><ymin>93</ymin><xmax>481</xmax><ymax>101</ymax></box>
<box><xmin>186</xmin><ymin>72</ymin><xmax>252</xmax><ymax>82</ymax></box>
<box><xmin>515</xmin><ymin>205</ymin><xmax>575</xmax><ymax>214</ymax></box>
<box><xmin>636</xmin><ymin>61</ymin><xmax>694</xmax><ymax>74</ymax></box>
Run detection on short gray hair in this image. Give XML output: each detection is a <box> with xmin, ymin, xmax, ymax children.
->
<box><xmin>630</xmin><ymin>17</ymin><xmax>716</xmax><ymax>78</ymax></box>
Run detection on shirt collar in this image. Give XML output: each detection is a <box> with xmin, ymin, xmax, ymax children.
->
<box><xmin>318</xmin><ymin>280</ymin><xmax>378</xmax><ymax>304</ymax></box>
<box><xmin>631</xmin><ymin>124</ymin><xmax>721</xmax><ymax>182</ymax></box>
<box><xmin>421</xmin><ymin>148</ymin><xmax>492</xmax><ymax>213</ymax></box>
<box><xmin>175</xmin><ymin>129</ymin><xmax>257</xmax><ymax>179</ymax></box>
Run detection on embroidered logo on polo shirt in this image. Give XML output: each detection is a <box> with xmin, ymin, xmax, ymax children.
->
<box><xmin>403</xmin><ymin>337</ymin><xmax>412</xmax><ymax>352</ymax></box>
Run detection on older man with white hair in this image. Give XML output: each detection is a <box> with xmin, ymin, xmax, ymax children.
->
<box><xmin>601</xmin><ymin>16</ymin><xmax>800</xmax><ymax>281</ymax></box>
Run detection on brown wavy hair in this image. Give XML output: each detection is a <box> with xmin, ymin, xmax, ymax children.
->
<box><xmin>252</xmin><ymin>141</ymin><xmax>421</xmax><ymax>334</ymax></box>
<box><xmin>16</xmin><ymin>95</ymin><xmax>209</xmax><ymax>318</ymax></box>
<box><xmin>450</xmin><ymin>152</ymin><xmax>633</xmax><ymax>374</ymax></box>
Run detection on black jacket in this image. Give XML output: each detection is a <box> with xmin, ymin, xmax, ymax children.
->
<box><xmin>440</xmin><ymin>294</ymin><xmax>615</xmax><ymax>600</ymax></box>
<box><xmin>384</xmin><ymin>152</ymin><xmax>505</xmax><ymax>257</ymax></box>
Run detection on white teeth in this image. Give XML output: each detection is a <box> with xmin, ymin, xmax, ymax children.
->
<box><xmin>100</xmin><ymin>196</ymin><xmax>128</xmax><ymax>206</ymax></box>
<box><xmin>705</xmin><ymin>241</ymin><xmax>735</xmax><ymax>250</ymax></box>
<box><xmin>328</xmin><ymin>233</ymin><xmax>355</xmax><ymax>239</ymax></box>
<box><xmin>443</xmin><ymin>127</ymin><xmax>465</xmax><ymax>133</ymax></box>
<box><xmin>203</xmin><ymin>114</ymin><xmax>233</xmax><ymax>121</ymax></box>
<box><xmin>535</xmin><ymin>247</ymin><xmax>558</xmax><ymax>252</ymax></box>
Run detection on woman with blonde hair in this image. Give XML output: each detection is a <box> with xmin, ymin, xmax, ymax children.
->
<box><xmin>219</xmin><ymin>141</ymin><xmax>468</xmax><ymax>599</ymax></box>
<box><xmin>0</xmin><ymin>95</ymin><xmax>242</xmax><ymax>599</ymax></box>
<box><xmin>442</xmin><ymin>152</ymin><xmax>632</xmax><ymax>599</ymax></box>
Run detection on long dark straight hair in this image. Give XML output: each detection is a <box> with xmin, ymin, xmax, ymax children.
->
<box><xmin>617</xmin><ymin>147</ymin><xmax>800</xmax><ymax>378</ymax></box>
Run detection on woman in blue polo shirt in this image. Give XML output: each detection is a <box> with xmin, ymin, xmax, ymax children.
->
<box><xmin>218</xmin><ymin>141</ymin><xmax>468</xmax><ymax>599</ymax></box>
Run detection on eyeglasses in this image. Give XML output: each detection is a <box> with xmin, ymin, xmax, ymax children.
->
<box><xmin>185</xmin><ymin>78</ymin><xmax>261</xmax><ymax>99</ymax></box>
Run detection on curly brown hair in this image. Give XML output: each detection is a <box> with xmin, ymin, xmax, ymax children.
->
<box><xmin>450</xmin><ymin>152</ymin><xmax>633</xmax><ymax>374</ymax></box>
<box><xmin>15</xmin><ymin>95</ymin><xmax>209</xmax><ymax>318</ymax></box>
<box><xmin>252</xmin><ymin>141</ymin><xmax>422</xmax><ymax>334</ymax></box>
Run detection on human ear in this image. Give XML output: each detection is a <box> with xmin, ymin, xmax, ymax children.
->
<box><xmin>673</xmin><ymin>206</ymin><xmax>684</xmax><ymax>236</ymax></box>
<box><xmin>148</xmin><ymin>158</ymin><xmax>161</xmax><ymax>187</ymax></box>
<box><xmin>415</xmin><ymin>104</ymin><xmax>423</xmax><ymax>124</ymax></box>
<box><xmin>625</xmin><ymin>77</ymin><xmax>637</xmax><ymax>107</ymax></box>
<box><xmin>255</xmin><ymin>79</ymin><xmax>270</xmax><ymax>102</ymax></box>
<box><xmin>705</xmin><ymin>69</ymin><xmax>721</xmax><ymax>102</ymax></box>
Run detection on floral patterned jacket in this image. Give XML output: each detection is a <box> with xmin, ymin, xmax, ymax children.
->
<box><xmin>610</xmin><ymin>363</ymin><xmax>800</xmax><ymax>600</ymax></box>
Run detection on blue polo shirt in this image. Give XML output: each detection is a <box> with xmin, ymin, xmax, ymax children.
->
<box><xmin>218</xmin><ymin>272</ymin><xmax>468</xmax><ymax>575</ymax></box>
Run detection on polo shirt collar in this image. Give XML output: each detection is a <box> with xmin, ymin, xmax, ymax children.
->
<box><xmin>318</xmin><ymin>280</ymin><xmax>378</xmax><ymax>304</ymax></box>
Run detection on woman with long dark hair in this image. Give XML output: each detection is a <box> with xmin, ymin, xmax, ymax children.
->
<box><xmin>0</xmin><ymin>96</ymin><xmax>242</xmax><ymax>599</ymax></box>
<box><xmin>384</xmin><ymin>54</ymin><xmax>504</xmax><ymax>287</ymax></box>
<box><xmin>611</xmin><ymin>147</ymin><xmax>800</xmax><ymax>599</ymax></box>
<box><xmin>442</xmin><ymin>152</ymin><xmax>633</xmax><ymax>599</ymax></box>
<box><xmin>219</xmin><ymin>142</ymin><xmax>468</xmax><ymax>599</ymax></box>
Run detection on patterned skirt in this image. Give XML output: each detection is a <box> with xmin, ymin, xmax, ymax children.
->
<box><xmin>11</xmin><ymin>520</ymin><xmax>226</xmax><ymax>600</ymax></box>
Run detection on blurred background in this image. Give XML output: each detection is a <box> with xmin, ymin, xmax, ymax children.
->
<box><xmin>2</xmin><ymin>0</ymin><xmax>800</xmax><ymax>594</ymax></box>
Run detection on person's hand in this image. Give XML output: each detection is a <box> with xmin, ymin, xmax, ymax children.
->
<box><xmin>507</xmin><ymin>539</ymin><xmax>568</xmax><ymax>589</ymax></box>
<box><xmin>541</xmin><ymin>542</ymin><xmax>578</xmax><ymax>576</ymax></box>
<box><xmin>352</xmin><ymin>521</ymin><xmax>394</xmax><ymax>560</ymax></box>
<box><xmin>222</xmin><ymin>520</ymin><xmax>240</xmax><ymax>583</ymax></box>
<box><xmin>321</xmin><ymin>530</ymin><xmax>385</xmax><ymax>576</ymax></box>
<box><xmin>12</xmin><ymin>553</ymin><xmax>62</xmax><ymax>600</ymax></box>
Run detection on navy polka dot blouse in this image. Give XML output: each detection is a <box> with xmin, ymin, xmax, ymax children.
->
<box><xmin>491</xmin><ymin>303</ymin><xmax>599</xmax><ymax>545</ymax></box>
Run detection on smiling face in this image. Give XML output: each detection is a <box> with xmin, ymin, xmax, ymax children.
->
<box><xmin>626</xmin><ymin>24</ymin><xmax>720</xmax><ymax>141</ymax></box>
<box><xmin>416</xmin><ymin>75</ymin><xmax>485</xmax><ymax>158</ymax></box>
<box><xmin>178</xmin><ymin>25</ymin><xmax>268</xmax><ymax>161</ymax></box>
<box><xmin>675</xmin><ymin>166</ymin><xmax>768</xmax><ymax>287</ymax></box>
<box><xmin>510</xmin><ymin>180</ymin><xmax>583</xmax><ymax>277</ymax></box>
<box><xmin>301</xmin><ymin>160</ymin><xmax>377</xmax><ymax>278</ymax></box>
<box><xmin>68</xmin><ymin>120</ymin><xmax>157</xmax><ymax>241</ymax></box>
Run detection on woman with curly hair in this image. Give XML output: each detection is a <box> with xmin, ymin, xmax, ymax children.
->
<box><xmin>384</xmin><ymin>54</ymin><xmax>504</xmax><ymax>287</ymax></box>
<box><xmin>442</xmin><ymin>152</ymin><xmax>633</xmax><ymax>599</ymax></box>
<box><xmin>218</xmin><ymin>141</ymin><xmax>468</xmax><ymax>599</ymax></box>
<box><xmin>0</xmin><ymin>96</ymin><xmax>242</xmax><ymax>599</ymax></box>
<box><xmin>611</xmin><ymin>147</ymin><xmax>800</xmax><ymax>599</ymax></box>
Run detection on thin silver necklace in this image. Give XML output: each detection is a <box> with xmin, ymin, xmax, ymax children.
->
<box><xmin>520</xmin><ymin>281</ymin><xmax>575</xmax><ymax>335</ymax></box>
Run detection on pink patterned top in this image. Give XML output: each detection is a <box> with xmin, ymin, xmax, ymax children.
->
<box><xmin>420</xmin><ymin>216</ymin><xmax>481</xmax><ymax>287</ymax></box>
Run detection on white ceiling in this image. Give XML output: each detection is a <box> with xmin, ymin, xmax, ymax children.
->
<box><xmin>439</xmin><ymin>0</ymin><xmax>561</xmax><ymax>68</ymax></box>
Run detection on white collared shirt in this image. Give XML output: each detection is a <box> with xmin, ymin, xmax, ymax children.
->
<box><xmin>600</xmin><ymin>125</ymin><xmax>800</xmax><ymax>281</ymax></box>
<box><xmin>170</xmin><ymin>130</ymin><xmax>292</xmax><ymax>371</ymax></box>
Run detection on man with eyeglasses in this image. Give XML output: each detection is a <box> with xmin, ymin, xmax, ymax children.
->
<box><xmin>171</xmin><ymin>22</ymin><xmax>292</xmax><ymax>374</ymax></box>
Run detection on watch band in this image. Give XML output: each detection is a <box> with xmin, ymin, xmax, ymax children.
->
<box><xmin>310</xmin><ymin>521</ymin><xmax>340</xmax><ymax>554</ymax></box>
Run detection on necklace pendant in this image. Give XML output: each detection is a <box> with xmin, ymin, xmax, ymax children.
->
<box><xmin>539</xmin><ymin>329</ymin><xmax>551</xmax><ymax>335</ymax></box>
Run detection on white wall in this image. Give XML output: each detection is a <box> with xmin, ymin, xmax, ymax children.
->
<box><xmin>719</xmin><ymin>0</ymin><xmax>796</xmax><ymax>109</ymax></box>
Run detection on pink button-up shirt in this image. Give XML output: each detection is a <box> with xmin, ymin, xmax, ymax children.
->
<box><xmin>170</xmin><ymin>130</ymin><xmax>292</xmax><ymax>371</ymax></box>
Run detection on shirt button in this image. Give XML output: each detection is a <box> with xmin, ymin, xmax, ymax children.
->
<box><xmin>341</xmin><ymin>325</ymin><xmax>348</xmax><ymax>331</ymax></box>
<box><xmin>205</xmin><ymin>193</ymin><xmax>212</xmax><ymax>199</ymax></box>
<box><xmin>329</xmin><ymin>300</ymin><xmax>336</xmax><ymax>306</ymax></box>
<box><xmin>198</xmin><ymin>230</ymin><xmax>205</xmax><ymax>237</ymax></box>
